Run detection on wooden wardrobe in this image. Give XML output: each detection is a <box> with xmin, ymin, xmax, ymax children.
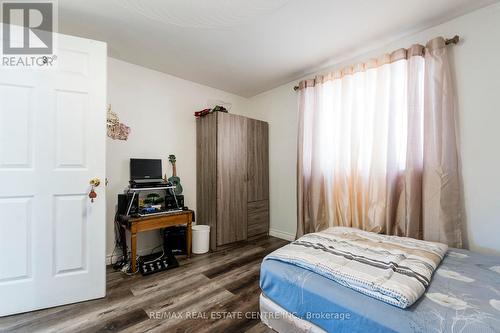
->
<box><xmin>196</xmin><ymin>112</ymin><xmax>269</xmax><ymax>250</ymax></box>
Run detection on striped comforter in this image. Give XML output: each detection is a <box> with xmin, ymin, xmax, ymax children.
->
<box><xmin>264</xmin><ymin>227</ymin><xmax>448</xmax><ymax>308</ymax></box>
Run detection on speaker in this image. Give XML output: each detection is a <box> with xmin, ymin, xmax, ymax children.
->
<box><xmin>164</xmin><ymin>194</ymin><xmax>184</xmax><ymax>210</ymax></box>
<box><xmin>117</xmin><ymin>194</ymin><xmax>128</xmax><ymax>215</ymax></box>
<box><xmin>163</xmin><ymin>226</ymin><xmax>187</xmax><ymax>255</ymax></box>
<box><xmin>117</xmin><ymin>193</ymin><xmax>139</xmax><ymax>216</ymax></box>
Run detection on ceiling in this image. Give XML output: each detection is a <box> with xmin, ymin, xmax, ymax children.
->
<box><xmin>57</xmin><ymin>0</ymin><xmax>498</xmax><ymax>97</ymax></box>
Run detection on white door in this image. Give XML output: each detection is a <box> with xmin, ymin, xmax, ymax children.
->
<box><xmin>0</xmin><ymin>33</ymin><xmax>107</xmax><ymax>316</ymax></box>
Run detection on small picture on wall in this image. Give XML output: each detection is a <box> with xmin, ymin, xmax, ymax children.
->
<box><xmin>107</xmin><ymin>105</ymin><xmax>131</xmax><ymax>140</ymax></box>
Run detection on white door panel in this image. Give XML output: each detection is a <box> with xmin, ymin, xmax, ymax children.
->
<box><xmin>0</xmin><ymin>32</ymin><xmax>107</xmax><ymax>316</ymax></box>
<box><xmin>0</xmin><ymin>196</ymin><xmax>32</xmax><ymax>282</ymax></box>
<box><xmin>0</xmin><ymin>84</ymin><xmax>34</xmax><ymax>169</ymax></box>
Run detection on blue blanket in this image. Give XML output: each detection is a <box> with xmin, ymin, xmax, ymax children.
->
<box><xmin>260</xmin><ymin>248</ymin><xmax>500</xmax><ymax>333</ymax></box>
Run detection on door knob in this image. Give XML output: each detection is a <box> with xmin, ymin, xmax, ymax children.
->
<box><xmin>89</xmin><ymin>178</ymin><xmax>100</xmax><ymax>203</ymax></box>
<box><xmin>90</xmin><ymin>178</ymin><xmax>101</xmax><ymax>187</ymax></box>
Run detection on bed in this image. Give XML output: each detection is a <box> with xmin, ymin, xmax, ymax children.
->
<box><xmin>260</xmin><ymin>246</ymin><xmax>500</xmax><ymax>333</ymax></box>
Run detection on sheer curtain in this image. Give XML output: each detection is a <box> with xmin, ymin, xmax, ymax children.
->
<box><xmin>297</xmin><ymin>37</ymin><xmax>462</xmax><ymax>247</ymax></box>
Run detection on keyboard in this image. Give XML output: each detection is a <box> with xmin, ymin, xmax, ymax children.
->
<box><xmin>130</xmin><ymin>179</ymin><xmax>171</xmax><ymax>188</ymax></box>
<box><xmin>133</xmin><ymin>179</ymin><xmax>164</xmax><ymax>183</ymax></box>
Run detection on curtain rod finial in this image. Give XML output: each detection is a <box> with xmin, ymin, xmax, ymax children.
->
<box><xmin>294</xmin><ymin>85</ymin><xmax>299</xmax><ymax>91</ymax></box>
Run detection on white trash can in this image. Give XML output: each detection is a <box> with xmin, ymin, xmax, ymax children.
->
<box><xmin>192</xmin><ymin>225</ymin><xmax>210</xmax><ymax>254</ymax></box>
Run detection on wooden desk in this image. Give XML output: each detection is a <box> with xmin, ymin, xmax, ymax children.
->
<box><xmin>120</xmin><ymin>210</ymin><xmax>193</xmax><ymax>273</ymax></box>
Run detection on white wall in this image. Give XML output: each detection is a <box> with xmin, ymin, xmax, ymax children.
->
<box><xmin>106</xmin><ymin>58</ymin><xmax>249</xmax><ymax>258</ymax></box>
<box><xmin>246</xmin><ymin>87</ymin><xmax>298</xmax><ymax>241</ymax></box>
<box><xmin>247</xmin><ymin>3</ymin><xmax>500</xmax><ymax>253</ymax></box>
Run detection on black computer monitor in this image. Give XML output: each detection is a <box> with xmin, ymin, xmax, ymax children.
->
<box><xmin>130</xmin><ymin>159</ymin><xmax>162</xmax><ymax>180</ymax></box>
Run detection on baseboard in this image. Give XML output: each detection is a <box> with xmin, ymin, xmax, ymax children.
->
<box><xmin>269</xmin><ymin>228</ymin><xmax>295</xmax><ymax>241</ymax></box>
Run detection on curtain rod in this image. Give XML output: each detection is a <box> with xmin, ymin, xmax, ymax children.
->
<box><xmin>293</xmin><ymin>35</ymin><xmax>460</xmax><ymax>92</ymax></box>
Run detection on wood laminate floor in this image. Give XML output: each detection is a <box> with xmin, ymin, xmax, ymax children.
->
<box><xmin>0</xmin><ymin>236</ymin><xmax>288</xmax><ymax>333</ymax></box>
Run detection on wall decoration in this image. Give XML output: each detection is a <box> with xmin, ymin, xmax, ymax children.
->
<box><xmin>107</xmin><ymin>105</ymin><xmax>131</xmax><ymax>140</ymax></box>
